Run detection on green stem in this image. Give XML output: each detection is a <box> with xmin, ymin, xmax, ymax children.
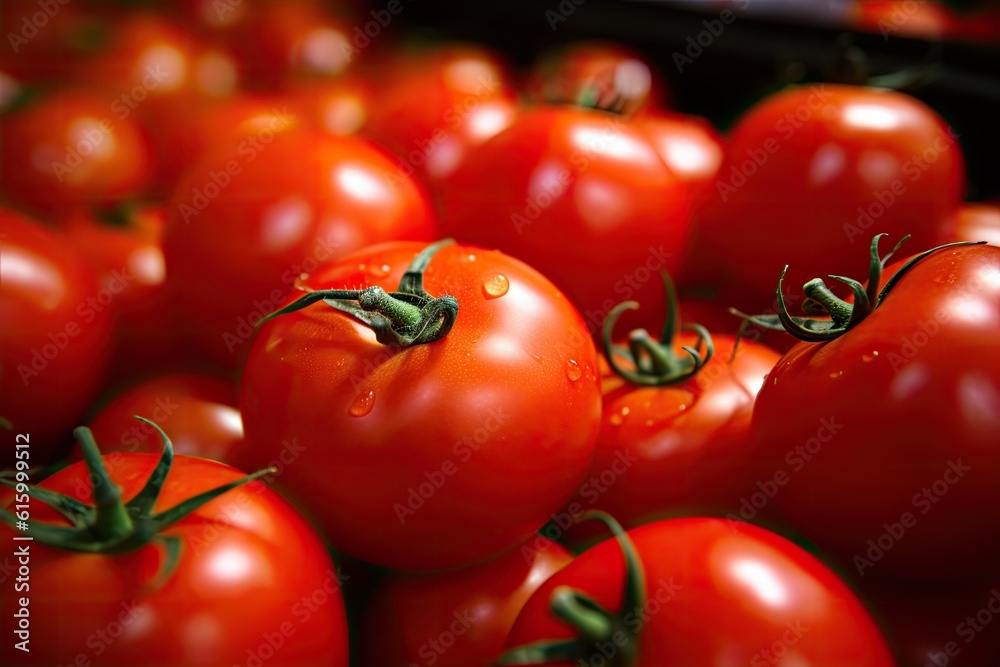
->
<box><xmin>74</xmin><ymin>427</ymin><xmax>133</xmax><ymax>541</ymax></box>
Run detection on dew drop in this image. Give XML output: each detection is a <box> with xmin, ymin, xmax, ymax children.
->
<box><xmin>862</xmin><ymin>351</ymin><xmax>880</xmax><ymax>363</ymax></box>
<box><xmin>645</xmin><ymin>419</ymin><xmax>654</xmax><ymax>427</ymax></box>
<box><xmin>370</xmin><ymin>263</ymin><xmax>391</xmax><ymax>278</ymax></box>
<box><xmin>482</xmin><ymin>273</ymin><xmax>510</xmax><ymax>298</ymax></box>
<box><xmin>829</xmin><ymin>370</ymin><xmax>844</xmax><ymax>379</ymax></box>
<box><xmin>566</xmin><ymin>359</ymin><xmax>582</xmax><ymax>381</ymax></box>
<box><xmin>349</xmin><ymin>390</ymin><xmax>375</xmax><ymax>417</ymax></box>
<box><xmin>621</xmin><ymin>406</ymin><xmax>630</xmax><ymax>416</ymax></box>
<box><xmin>531</xmin><ymin>353</ymin><xmax>543</xmax><ymax>364</ymax></box>
<box><xmin>467</xmin><ymin>254</ymin><xmax>477</xmax><ymax>262</ymax></box>
<box><xmin>609</xmin><ymin>413</ymin><xmax>623</xmax><ymax>426</ymax></box>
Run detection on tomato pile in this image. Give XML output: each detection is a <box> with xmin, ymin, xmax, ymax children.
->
<box><xmin>1</xmin><ymin>1</ymin><xmax>998</xmax><ymax>666</ymax></box>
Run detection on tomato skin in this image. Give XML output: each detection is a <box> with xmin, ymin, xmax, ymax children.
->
<box><xmin>0</xmin><ymin>90</ymin><xmax>154</xmax><ymax>220</ymax></box>
<box><xmin>438</xmin><ymin>106</ymin><xmax>694</xmax><ymax>337</ymax></box>
<box><xmin>505</xmin><ymin>518</ymin><xmax>893</xmax><ymax>665</ymax></box>
<box><xmin>83</xmin><ymin>373</ymin><xmax>242</xmax><ymax>464</ymax></box>
<box><xmin>567</xmin><ymin>334</ymin><xmax>779</xmax><ymax>534</ymax></box>
<box><xmin>62</xmin><ymin>205</ymin><xmax>195</xmax><ymax>378</ymax></box>
<box><xmin>0</xmin><ymin>210</ymin><xmax>115</xmax><ymax>466</ymax></box>
<box><xmin>363</xmin><ymin>46</ymin><xmax>519</xmax><ymax>186</ymax></box>
<box><xmin>751</xmin><ymin>244</ymin><xmax>1000</xmax><ymax>580</ymax></box>
<box><xmin>237</xmin><ymin>241</ymin><xmax>602</xmax><ymax>571</ymax></box>
<box><xmin>358</xmin><ymin>537</ymin><xmax>573</xmax><ymax>667</ymax></box>
<box><xmin>163</xmin><ymin>120</ymin><xmax>437</xmax><ymax>372</ymax></box>
<box><xmin>0</xmin><ymin>454</ymin><xmax>348</xmax><ymax>667</ymax></box>
<box><xmin>697</xmin><ymin>84</ymin><xmax>964</xmax><ymax>313</ymax></box>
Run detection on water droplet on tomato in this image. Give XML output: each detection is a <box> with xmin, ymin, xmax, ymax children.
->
<box><xmin>482</xmin><ymin>273</ymin><xmax>510</xmax><ymax>298</ymax></box>
<box><xmin>609</xmin><ymin>413</ymin><xmax>623</xmax><ymax>426</ymax></box>
<box><xmin>566</xmin><ymin>359</ymin><xmax>582</xmax><ymax>381</ymax></box>
<box><xmin>467</xmin><ymin>254</ymin><xmax>477</xmax><ymax>262</ymax></box>
<box><xmin>829</xmin><ymin>370</ymin><xmax>843</xmax><ymax>379</ymax></box>
<box><xmin>862</xmin><ymin>351</ymin><xmax>880</xmax><ymax>362</ymax></box>
<box><xmin>370</xmin><ymin>263</ymin><xmax>391</xmax><ymax>278</ymax></box>
<box><xmin>349</xmin><ymin>390</ymin><xmax>375</xmax><ymax>417</ymax></box>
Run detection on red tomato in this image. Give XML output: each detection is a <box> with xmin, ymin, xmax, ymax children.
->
<box><xmin>953</xmin><ymin>201</ymin><xmax>1000</xmax><ymax>246</ymax></box>
<box><xmin>287</xmin><ymin>75</ymin><xmax>373</xmax><ymax>137</ymax></box>
<box><xmin>0</xmin><ymin>0</ymin><xmax>99</xmax><ymax>82</ymax></box>
<box><xmin>236</xmin><ymin>240</ymin><xmax>602</xmax><ymax>570</ymax></box>
<box><xmin>850</xmin><ymin>1</ymin><xmax>957</xmax><ymax>40</ymax></box>
<box><xmin>0</xmin><ymin>210</ymin><xmax>115</xmax><ymax>466</ymax></box>
<box><xmin>502</xmin><ymin>517</ymin><xmax>893</xmax><ymax>665</ymax></box>
<box><xmin>0</xmin><ymin>90</ymin><xmax>154</xmax><ymax>220</ymax></box>
<box><xmin>232</xmin><ymin>0</ymin><xmax>353</xmax><ymax>88</ymax></box>
<box><xmin>862</xmin><ymin>577</ymin><xmax>1000</xmax><ymax>666</ymax></box>
<box><xmin>84</xmin><ymin>373</ymin><xmax>242</xmax><ymax>463</ymax></box>
<box><xmin>751</xmin><ymin>240</ymin><xmax>1000</xmax><ymax>579</ymax></box>
<box><xmin>163</xmin><ymin>117</ymin><xmax>437</xmax><ymax>372</ymax></box>
<box><xmin>0</xmin><ymin>425</ymin><xmax>348</xmax><ymax>666</ymax></box>
<box><xmin>566</xmin><ymin>291</ymin><xmax>780</xmax><ymax>535</ymax></box>
<box><xmin>525</xmin><ymin>41</ymin><xmax>668</xmax><ymax>115</ymax></box>
<box><xmin>438</xmin><ymin>106</ymin><xmax>695</xmax><ymax>338</ymax></box>
<box><xmin>696</xmin><ymin>84</ymin><xmax>964</xmax><ymax>314</ymax></box>
<box><xmin>62</xmin><ymin>205</ymin><xmax>192</xmax><ymax>377</ymax></box>
<box><xmin>76</xmin><ymin>13</ymin><xmax>241</xmax><ymax>193</ymax></box>
<box><xmin>363</xmin><ymin>46</ymin><xmax>519</xmax><ymax>186</ymax></box>
<box><xmin>358</xmin><ymin>537</ymin><xmax>573</xmax><ymax>667</ymax></box>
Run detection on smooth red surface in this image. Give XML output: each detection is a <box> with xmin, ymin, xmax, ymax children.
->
<box><xmin>697</xmin><ymin>84</ymin><xmax>964</xmax><ymax>314</ymax></box>
<box><xmin>237</xmin><ymin>241</ymin><xmax>602</xmax><ymax>570</ymax></box>
<box><xmin>0</xmin><ymin>210</ymin><xmax>114</xmax><ymax>465</ymax></box>
<box><xmin>505</xmin><ymin>518</ymin><xmax>894</xmax><ymax>665</ymax></box>
<box><xmin>439</xmin><ymin>106</ymin><xmax>695</xmax><ymax>337</ymax></box>
<box><xmin>0</xmin><ymin>454</ymin><xmax>348</xmax><ymax>667</ymax></box>
<box><xmin>752</xmin><ymin>244</ymin><xmax>1000</xmax><ymax>579</ymax></box>
<box><xmin>954</xmin><ymin>201</ymin><xmax>1000</xmax><ymax>247</ymax></box>
<box><xmin>163</xmin><ymin>120</ymin><xmax>437</xmax><ymax>371</ymax></box>
<box><xmin>358</xmin><ymin>538</ymin><xmax>573</xmax><ymax>667</ymax></box>
<box><xmin>85</xmin><ymin>373</ymin><xmax>243</xmax><ymax>464</ymax></box>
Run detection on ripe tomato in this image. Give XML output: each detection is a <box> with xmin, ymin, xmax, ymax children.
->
<box><xmin>358</xmin><ymin>536</ymin><xmax>573</xmax><ymax>667</ymax></box>
<box><xmin>0</xmin><ymin>89</ymin><xmax>154</xmax><ymax>220</ymax></box>
<box><xmin>76</xmin><ymin>13</ymin><xmax>241</xmax><ymax>192</ymax></box>
<box><xmin>163</xmin><ymin>117</ymin><xmax>437</xmax><ymax>372</ymax></box>
<box><xmin>237</xmin><ymin>240</ymin><xmax>602</xmax><ymax>570</ymax></box>
<box><xmin>563</xmin><ymin>277</ymin><xmax>780</xmax><ymax>538</ymax></box>
<box><xmin>287</xmin><ymin>75</ymin><xmax>373</xmax><ymax>137</ymax></box>
<box><xmin>0</xmin><ymin>423</ymin><xmax>348</xmax><ymax>666</ymax></box>
<box><xmin>363</xmin><ymin>46</ymin><xmax>519</xmax><ymax>186</ymax></box>
<box><xmin>750</xmin><ymin>238</ymin><xmax>1000</xmax><ymax>579</ymax></box>
<box><xmin>0</xmin><ymin>0</ymin><xmax>98</xmax><ymax>83</ymax></box>
<box><xmin>0</xmin><ymin>210</ymin><xmax>115</xmax><ymax>466</ymax></box>
<box><xmin>502</xmin><ymin>516</ymin><xmax>893</xmax><ymax>665</ymax></box>
<box><xmin>953</xmin><ymin>201</ymin><xmax>1000</xmax><ymax>246</ymax></box>
<box><xmin>62</xmin><ymin>205</ymin><xmax>192</xmax><ymax>378</ymax></box>
<box><xmin>84</xmin><ymin>373</ymin><xmax>242</xmax><ymax>463</ymax></box>
<box><xmin>438</xmin><ymin>106</ymin><xmax>695</xmax><ymax>338</ymax></box>
<box><xmin>525</xmin><ymin>41</ymin><xmax>668</xmax><ymax>115</ymax></box>
<box><xmin>696</xmin><ymin>84</ymin><xmax>964</xmax><ymax>314</ymax></box>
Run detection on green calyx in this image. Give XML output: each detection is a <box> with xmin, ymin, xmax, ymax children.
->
<box><xmin>603</xmin><ymin>271</ymin><xmax>714</xmax><ymax>386</ymax></box>
<box><xmin>0</xmin><ymin>417</ymin><xmax>275</xmax><ymax>584</ymax></box>
<box><xmin>256</xmin><ymin>239</ymin><xmax>459</xmax><ymax>348</ymax></box>
<box><xmin>732</xmin><ymin>234</ymin><xmax>985</xmax><ymax>343</ymax></box>
<box><xmin>497</xmin><ymin>512</ymin><xmax>645</xmax><ymax>666</ymax></box>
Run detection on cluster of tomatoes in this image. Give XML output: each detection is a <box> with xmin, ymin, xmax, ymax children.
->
<box><xmin>1</xmin><ymin>0</ymin><xmax>999</xmax><ymax>665</ymax></box>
